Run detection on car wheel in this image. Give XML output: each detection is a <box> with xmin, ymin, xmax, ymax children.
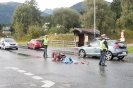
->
<box><xmin>106</xmin><ymin>51</ymin><xmax>113</xmax><ymax>60</ymax></box>
<box><xmin>79</xmin><ymin>50</ymin><xmax>86</xmax><ymax>58</ymax></box>
<box><xmin>117</xmin><ymin>56</ymin><xmax>124</xmax><ymax>60</ymax></box>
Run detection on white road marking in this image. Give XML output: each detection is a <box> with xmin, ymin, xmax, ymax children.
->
<box><xmin>5</xmin><ymin>67</ymin><xmax>13</xmax><ymax>69</ymax></box>
<box><xmin>41</xmin><ymin>80</ymin><xmax>55</xmax><ymax>87</ymax></box>
<box><xmin>17</xmin><ymin>70</ymin><xmax>26</xmax><ymax>73</ymax></box>
<box><xmin>5</xmin><ymin>67</ymin><xmax>19</xmax><ymax>70</ymax></box>
<box><xmin>32</xmin><ymin>76</ymin><xmax>43</xmax><ymax>80</ymax></box>
<box><xmin>11</xmin><ymin>67</ymin><xmax>19</xmax><ymax>70</ymax></box>
<box><xmin>24</xmin><ymin>73</ymin><xmax>34</xmax><ymax>76</ymax></box>
<box><xmin>5</xmin><ymin>67</ymin><xmax>55</xmax><ymax>87</ymax></box>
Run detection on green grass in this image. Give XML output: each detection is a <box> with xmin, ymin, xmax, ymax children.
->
<box><xmin>17</xmin><ymin>41</ymin><xmax>28</xmax><ymax>44</ymax></box>
<box><xmin>127</xmin><ymin>46</ymin><xmax>133</xmax><ymax>53</ymax></box>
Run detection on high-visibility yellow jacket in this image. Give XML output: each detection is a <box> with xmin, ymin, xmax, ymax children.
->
<box><xmin>100</xmin><ymin>39</ymin><xmax>107</xmax><ymax>50</ymax></box>
<box><xmin>43</xmin><ymin>38</ymin><xmax>48</xmax><ymax>45</ymax></box>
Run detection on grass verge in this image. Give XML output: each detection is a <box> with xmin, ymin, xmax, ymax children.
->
<box><xmin>127</xmin><ymin>46</ymin><xmax>133</xmax><ymax>53</ymax></box>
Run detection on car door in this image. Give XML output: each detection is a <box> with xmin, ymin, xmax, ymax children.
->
<box><xmin>28</xmin><ymin>39</ymin><xmax>34</xmax><ymax>48</ymax></box>
<box><xmin>93</xmin><ymin>40</ymin><xmax>100</xmax><ymax>56</ymax></box>
<box><xmin>85</xmin><ymin>39</ymin><xmax>99</xmax><ymax>55</ymax></box>
<box><xmin>31</xmin><ymin>39</ymin><xmax>35</xmax><ymax>48</ymax></box>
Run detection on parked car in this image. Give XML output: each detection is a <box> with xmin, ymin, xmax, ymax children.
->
<box><xmin>27</xmin><ymin>39</ymin><xmax>44</xmax><ymax>49</ymax></box>
<box><xmin>78</xmin><ymin>38</ymin><xmax>128</xmax><ymax>60</ymax></box>
<box><xmin>0</xmin><ymin>37</ymin><xmax>18</xmax><ymax>50</ymax></box>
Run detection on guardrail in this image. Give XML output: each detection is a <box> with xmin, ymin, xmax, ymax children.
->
<box><xmin>49</xmin><ymin>40</ymin><xmax>76</xmax><ymax>47</ymax></box>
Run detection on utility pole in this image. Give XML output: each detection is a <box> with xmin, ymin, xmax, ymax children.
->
<box><xmin>94</xmin><ymin>0</ymin><xmax>96</xmax><ymax>38</ymax></box>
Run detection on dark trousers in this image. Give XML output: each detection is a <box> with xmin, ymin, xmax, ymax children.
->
<box><xmin>99</xmin><ymin>50</ymin><xmax>106</xmax><ymax>65</ymax></box>
<box><xmin>43</xmin><ymin>45</ymin><xmax>48</xmax><ymax>56</ymax></box>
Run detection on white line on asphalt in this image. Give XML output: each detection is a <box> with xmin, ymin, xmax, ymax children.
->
<box><xmin>41</xmin><ymin>80</ymin><xmax>55</xmax><ymax>87</ymax></box>
<box><xmin>11</xmin><ymin>67</ymin><xmax>19</xmax><ymax>70</ymax></box>
<box><xmin>4</xmin><ymin>67</ymin><xmax>13</xmax><ymax>69</ymax></box>
<box><xmin>17</xmin><ymin>70</ymin><xmax>26</xmax><ymax>73</ymax></box>
<box><xmin>24</xmin><ymin>73</ymin><xmax>34</xmax><ymax>76</ymax></box>
<box><xmin>32</xmin><ymin>76</ymin><xmax>43</xmax><ymax>80</ymax></box>
<box><xmin>5</xmin><ymin>67</ymin><xmax>55</xmax><ymax>87</ymax></box>
<box><xmin>5</xmin><ymin>67</ymin><xmax>19</xmax><ymax>70</ymax></box>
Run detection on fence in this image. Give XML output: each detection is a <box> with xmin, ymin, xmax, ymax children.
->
<box><xmin>49</xmin><ymin>40</ymin><xmax>76</xmax><ymax>47</ymax></box>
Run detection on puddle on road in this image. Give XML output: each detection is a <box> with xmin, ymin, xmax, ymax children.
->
<box><xmin>9</xmin><ymin>50</ymin><xmax>42</xmax><ymax>59</ymax></box>
<box><xmin>17</xmin><ymin>53</ymin><xmax>42</xmax><ymax>59</ymax></box>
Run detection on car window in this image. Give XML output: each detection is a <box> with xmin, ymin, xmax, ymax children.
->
<box><xmin>89</xmin><ymin>40</ymin><xmax>99</xmax><ymax>46</ymax></box>
<box><xmin>31</xmin><ymin>39</ymin><xmax>35</xmax><ymax>42</ymax></box>
<box><xmin>108</xmin><ymin>40</ymin><xmax>117</xmax><ymax>46</ymax></box>
<box><xmin>4</xmin><ymin>38</ymin><xmax>16</xmax><ymax>42</ymax></box>
<box><xmin>36</xmin><ymin>40</ymin><xmax>42</xmax><ymax>42</ymax></box>
<box><xmin>117</xmin><ymin>42</ymin><xmax>126</xmax><ymax>47</ymax></box>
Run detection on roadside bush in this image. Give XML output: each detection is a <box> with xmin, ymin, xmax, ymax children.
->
<box><xmin>27</xmin><ymin>25</ymin><xmax>43</xmax><ymax>39</ymax></box>
<box><xmin>48</xmin><ymin>33</ymin><xmax>74</xmax><ymax>41</ymax></box>
<box><xmin>48</xmin><ymin>26</ymin><xmax>68</xmax><ymax>34</ymax></box>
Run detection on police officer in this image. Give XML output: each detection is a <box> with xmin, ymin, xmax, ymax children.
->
<box><xmin>99</xmin><ymin>34</ymin><xmax>108</xmax><ymax>66</ymax></box>
<box><xmin>42</xmin><ymin>35</ymin><xmax>49</xmax><ymax>57</ymax></box>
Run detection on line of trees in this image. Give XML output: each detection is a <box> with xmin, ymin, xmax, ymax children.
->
<box><xmin>7</xmin><ymin>0</ymin><xmax>133</xmax><ymax>41</ymax></box>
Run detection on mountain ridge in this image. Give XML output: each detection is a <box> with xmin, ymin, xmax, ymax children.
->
<box><xmin>0</xmin><ymin>1</ymin><xmax>111</xmax><ymax>24</ymax></box>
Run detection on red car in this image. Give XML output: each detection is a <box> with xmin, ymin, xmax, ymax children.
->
<box><xmin>27</xmin><ymin>39</ymin><xmax>44</xmax><ymax>49</ymax></box>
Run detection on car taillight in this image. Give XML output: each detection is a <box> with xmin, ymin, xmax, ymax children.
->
<box><xmin>113</xmin><ymin>44</ymin><xmax>119</xmax><ymax>49</ymax></box>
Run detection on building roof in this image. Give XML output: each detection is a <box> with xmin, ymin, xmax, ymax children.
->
<box><xmin>71</xmin><ymin>28</ymin><xmax>100</xmax><ymax>34</ymax></box>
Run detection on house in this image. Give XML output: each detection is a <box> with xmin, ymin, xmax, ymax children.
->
<box><xmin>71</xmin><ymin>28</ymin><xmax>100</xmax><ymax>47</ymax></box>
<box><xmin>2</xmin><ymin>27</ymin><xmax>11</xmax><ymax>36</ymax></box>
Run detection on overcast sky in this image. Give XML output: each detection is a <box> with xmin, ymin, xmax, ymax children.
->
<box><xmin>0</xmin><ymin>0</ymin><xmax>113</xmax><ymax>11</ymax></box>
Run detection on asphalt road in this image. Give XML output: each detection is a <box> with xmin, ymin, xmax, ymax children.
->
<box><xmin>0</xmin><ymin>46</ymin><xmax>133</xmax><ymax>88</ymax></box>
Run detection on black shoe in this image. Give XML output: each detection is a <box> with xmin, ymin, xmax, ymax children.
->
<box><xmin>102</xmin><ymin>64</ymin><xmax>107</xmax><ymax>66</ymax></box>
<box><xmin>120</xmin><ymin>59</ymin><xmax>124</xmax><ymax>61</ymax></box>
<box><xmin>99</xmin><ymin>63</ymin><xmax>101</xmax><ymax>65</ymax></box>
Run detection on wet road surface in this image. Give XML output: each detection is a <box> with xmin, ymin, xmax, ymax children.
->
<box><xmin>0</xmin><ymin>46</ymin><xmax>133</xmax><ymax>88</ymax></box>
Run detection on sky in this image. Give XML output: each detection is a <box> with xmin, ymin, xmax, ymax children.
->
<box><xmin>0</xmin><ymin>0</ymin><xmax>113</xmax><ymax>11</ymax></box>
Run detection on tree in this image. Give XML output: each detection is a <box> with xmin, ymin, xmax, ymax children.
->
<box><xmin>110</xmin><ymin>0</ymin><xmax>122</xmax><ymax>21</ymax></box>
<box><xmin>52</xmin><ymin>8</ymin><xmax>80</xmax><ymax>33</ymax></box>
<box><xmin>118</xmin><ymin>0</ymin><xmax>133</xmax><ymax>30</ymax></box>
<box><xmin>12</xmin><ymin>0</ymin><xmax>42</xmax><ymax>39</ymax></box>
<box><xmin>0</xmin><ymin>24</ymin><xmax>3</xmax><ymax>30</ymax></box>
<box><xmin>83</xmin><ymin>0</ymin><xmax>115</xmax><ymax>34</ymax></box>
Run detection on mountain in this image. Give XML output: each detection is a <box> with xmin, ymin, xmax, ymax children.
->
<box><xmin>0</xmin><ymin>2</ymin><xmax>21</xmax><ymax>24</ymax></box>
<box><xmin>0</xmin><ymin>1</ymin><xmax>111</xmax><ymax>24</ymax></box>
<box><xmin>41</xmin><ymin>8</ymin><xmax>53</xmax><ymax>16</ymax></box>
<box><xmin>70</xmin><ymin>1</ymin><xmax>85</xmax><ymax>13</ymax></box>
<box><xmin>0</xmin><ymin>2</ymin><xmax>52</xmax><ymax>23</ymax></box>
<box><xmin>70</xmin><ymin>1</ymin><xmax>111</xmax><ymax>13</ymax></box>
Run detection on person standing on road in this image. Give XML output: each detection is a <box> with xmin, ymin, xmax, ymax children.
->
<box><xmin>42</xmin><ymin>35</ymin><xmax>49</xmax><ymax>57</ymax></box>
<box><xmin>99</xmin><ymin>34</ymin><xmax>108</xmax><ymax>66</ymax></box>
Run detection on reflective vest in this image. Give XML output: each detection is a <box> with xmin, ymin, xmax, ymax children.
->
<box><xmin>100</xmin><ymin>40</ymin><xmax>107</xmax><ymax>50</ymax></box>
<box><xmin>43</xmin><ymin>38</ymin><xmax>48</xmax><ymax>45</ymax></box>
